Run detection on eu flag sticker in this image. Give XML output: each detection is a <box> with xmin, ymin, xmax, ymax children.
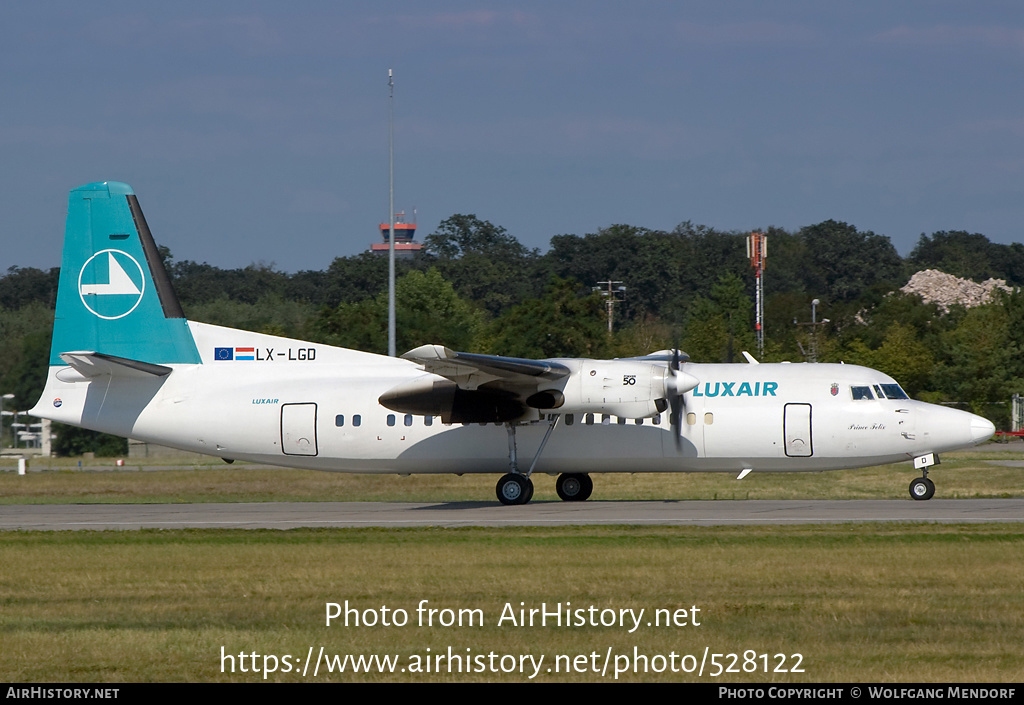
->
<box><xmin>214</xmin><ymin>347</ymin><xmax>234</xmax><ymax>361</ymax></box>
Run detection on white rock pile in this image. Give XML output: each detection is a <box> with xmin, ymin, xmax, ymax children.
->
<box><xmin>900</xmin><ymin>269</ymin><xmax>1012</xmax><ymax>313</ymax></box>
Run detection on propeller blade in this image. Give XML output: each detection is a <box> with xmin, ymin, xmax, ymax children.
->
<box><xmin>670</xmin><ymin>393</ymin><xmax>683</xmax><ymax>450</ymax></box>
<box><xmin>664</xmin><ymin>344</ymin><xmax>697</xmax><ymax>451</ymax></box>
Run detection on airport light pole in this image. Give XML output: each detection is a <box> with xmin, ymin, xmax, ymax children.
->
<box><xmin>793</xmin><ymin>298</ymin><xmax>829</xmax><ymax>362</ymax></box>
<box><xmin>0</xmin><ymin>393</ymin><xmax>13</xmax><ymax>449</ymax></box>
<box><xmin>594</xmin><ymin>280</ymin><xmax>626</xmax><ymax>334</ymax></box>
<box><xmin>387</xmin><ymin>68</ymin><xmax>397</xmax><ymax>358</ymax></box>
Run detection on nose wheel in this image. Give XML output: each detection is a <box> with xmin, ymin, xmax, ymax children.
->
<box><xmin>909</xmin><ymin>475</ymin><xmax>935</xmax><ymax>501</ymax></box>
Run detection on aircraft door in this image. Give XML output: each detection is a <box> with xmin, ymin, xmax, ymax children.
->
<box><xmin>784</xmin><ymin>403</ymin><xmax>812</xmax><ymax>457</ymax></box>
<box><xmin>281</xmin><ymin>402</ymin><xmax>318</xmax><ymax>456</ymax></box>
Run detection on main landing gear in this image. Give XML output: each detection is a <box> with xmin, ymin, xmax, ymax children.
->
<box><xmin>555</xmin><ymin>473</ymin><xmax>593</xmax><ymax>502</ymax></box>
<box><xmin>496</xmin><ymin>471</ymin><xmax>594</xmax><ymax>505</ymax></box>
<box><xmin>495</xmin><ymin>417</ymin><xmax>593</xmax><ymax>505</ymax></box>
<box><xmin>496</xmin><ymin>473</ymin><xmax>534</xmax><ymax>505</ymax></box>
<box><xmin>909</xmin><ymin>453</ymin><xmax>938</xmax><ymax>501</ymax></box>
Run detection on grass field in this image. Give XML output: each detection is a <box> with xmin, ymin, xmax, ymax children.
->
<box><xmin>1</xmin><ymin>446</ymin><xmax>1022</xmax><ymax>504</ymax></box>
<box><xmin>0</xmin><ymin>447</ymin><xmax>1022</xmax><ymax>683</ymax></box>
<box><xmin>0</xmin><ymin>525</ymin><xmax>1022</xmax><ymax>683</ymax></box>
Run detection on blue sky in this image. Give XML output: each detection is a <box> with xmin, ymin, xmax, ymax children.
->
<box><xmin>2</xmin><ymin>2</ymin><xmax>1023</xmax><ymax>272</ymax></box>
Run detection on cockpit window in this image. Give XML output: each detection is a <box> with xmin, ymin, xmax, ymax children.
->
<box><xmin>878</xmin><ymin>384</ymin><xmax>909</xmax><ymax>400</ymax></box>
<box><xmin>851</xmin><ymin>386</ymin><xmax>874</xmax><ymax>400</ymax></box>
<box><xmin>871</xmin><ymin>383</ymin><xmax>910</xmax><ymax>400</ymax></box>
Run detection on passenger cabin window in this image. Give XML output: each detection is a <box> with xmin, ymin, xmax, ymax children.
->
<box><xmin>851</xmin><ymin>386</ymin><xmax>874</xmax><ymax>400</ymax></box>
<box><xmin>335</xmin><ymin>415</ymin><xmax>345</xmax><ymax>427</ymax></box>
<box><xmin>404</xmin><ymin>414</ymin><xmax>413</xmax><ymax>427</ymax></box>
<box><xmin>424</xmin><ymin>415</ymin><xmax>433</xmax><ymax>426</ymax></box>
<box><xmin>353</xmin><ymin>415</ymin><xmax>361</xmax><ymax>427</ymax></box>
<box><xmin>565</xmin><ymin>414</ymin><xmax>574</xmax><ymax>426</ymax></box>
<box><xmin>387</xmin><ymin>414</ymin><xmax>396</xmax><ymax>427</ymax></box>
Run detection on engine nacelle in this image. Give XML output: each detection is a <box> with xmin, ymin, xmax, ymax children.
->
<box><xmin>536</xmin><ymin>359</ymin><xmax>677</xmax><ymax>419</ymax></box>
<box><xmin>379</xmin><ymin>376</ymin><xmax>524</xmax><ymax>424</ymax></box>
<box><xmin>380</xmin><ymin>359</ymin><xmax>698</xmax><ymax>424</ymax></box>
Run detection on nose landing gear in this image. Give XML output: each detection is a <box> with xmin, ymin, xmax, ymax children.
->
<box><xmin>909</xmin><ymin>475</ymin><xmax>935</xmax><ymax>501</ymax></box>
<box><xmin>909</xmin><ymin>453</ymin><xmax>938</xmax><ymax>500</ymax></box>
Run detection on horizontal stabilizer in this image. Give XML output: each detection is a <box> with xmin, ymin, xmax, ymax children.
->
<box><xmin>59</xmin><ymin>351</ymin><xmax>172</xmax><ymax>379</ymax></box>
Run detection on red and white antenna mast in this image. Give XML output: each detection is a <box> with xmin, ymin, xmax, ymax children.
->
<box><xmin>746</xmin><ymin>231</ymin><xmax>767</xmax><ymax>357</ymax></box>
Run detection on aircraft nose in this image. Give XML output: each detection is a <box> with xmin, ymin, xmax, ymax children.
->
<box><xmin>971</xmin><ymin>415</ymin><xmax>996</xmax><ymax>444</ymax></box>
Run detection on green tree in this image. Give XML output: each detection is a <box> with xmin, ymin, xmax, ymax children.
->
<box><xmin>52</xmin><ymin>425</ymin><xmax>127</xmax><ymax>457</ymax></box>
<box><xmin>318</xmin><ymin>252</ymin><xmax>418</xmax><ymax>308</ymax></box>
<box><xmin>797</xmin><ymin>220</ymin><xmax>902</xmax><ymax>304</ymax></box>
<box><xmin>424</xmin><ymin>214</ymin><xmax>542</xmax><ymax>316</ymax></box>
<box><xmin>184</xmin><ymin>295</ymin><xmax>316</xmax><ymax>339</ymax></box>
<box><xmin>906</xmin><ymin>230</ymin><xmax>1024</xmax><ymax>284</ymax></box>
<box><xmin>425</xmin><ymin>214</ymin><xmax>529</xmax><ymax>260</ymax></box>
<box><xmin>933</xmin><ymin>303</ymin><xmax>1017</xmax><ymax>416</ymax></box>
<box><xmin>681</xmin><ymin>273</ymin><xmax>756</xmax><ymax>363</ymax></box>
<box><xmin>547</xmin><ymin>222</ymin><xmax>750</xmax><ymax>324</ymax></box>
<box><xmin>483</xmin><ymin>277</ymin><xmax>609</xmax><ymax>359</ymax></box>
<box><xmin>310</xmin><ymin>269</ymin><xmax>484</xmax><ymax>355</ymax></box>
<box><xmin>0</xmin><ymin>266</ymin><xmax>59</xmax><ymax>309</ymax></box>
<box><xmin>840</xmin><ymin>323</ymin><xmax>935</xmax><ymax>396</ymax></box>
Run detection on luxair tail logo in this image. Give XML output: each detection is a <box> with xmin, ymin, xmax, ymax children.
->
<box><xmin>78</xmin><ymin>250</ymin><xmax>146</xmax><ymax>320</ymax></box>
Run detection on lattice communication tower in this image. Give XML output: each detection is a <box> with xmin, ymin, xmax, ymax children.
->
<box><xmin>746</xmin><ymin>232</ymin><xmax>767</xmax><ymax>357</ymax></box>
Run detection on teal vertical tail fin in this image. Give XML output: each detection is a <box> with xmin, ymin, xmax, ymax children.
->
<box><xmin>49</xmin><ymin>181</ymin><xmax>201</xmax><ymax>365</ymax></box>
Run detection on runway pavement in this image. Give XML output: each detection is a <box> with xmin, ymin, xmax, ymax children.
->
<box><xmin>1</xmin><ymin>498</ymin><xmax>1022</xmax><ymax>530</ymax></box>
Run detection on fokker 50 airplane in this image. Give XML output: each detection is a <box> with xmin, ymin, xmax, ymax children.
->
<box><xmin>30</xmin><ymin>182</ymin><xmax>995</xmax><ymax>504</ymax></box>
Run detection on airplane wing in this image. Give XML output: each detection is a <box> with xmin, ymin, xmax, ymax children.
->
<box><xmin>616</xmin><ymin>349</ymin><xmax>691</xmax><ymax>364</ymax></box>
<box><xmin>385</xmin><ymin>344</ymin><xmax>691</xmax><ymax>425</ymax></box>
<box><xmin>400</xmin><ymin>344</ymin><xmax>570</xmax><ymax>390</ymax></box>
<box><xmin>378</xmin><ymin>345</ymin><xmax>572</xmax><ymax>423</ymax></box>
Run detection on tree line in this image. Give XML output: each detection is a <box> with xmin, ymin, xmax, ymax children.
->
<box><xmin>3</xmin><ymin>215</ymin><xmax>1024</xmax><ymax>454</ymax></box>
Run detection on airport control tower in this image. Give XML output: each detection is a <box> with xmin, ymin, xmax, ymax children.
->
<box><xmin>371</xmin><ymin>211</ymin><xmax>422</xmax><ymax>258</ymax></box>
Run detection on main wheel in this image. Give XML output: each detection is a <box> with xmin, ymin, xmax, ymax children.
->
<box><xmin>556</xmin><ymin>472</ymin><xmax>593</xmax><ymax>502</ymax></box>
<box><xmin>496</xmin><ymin>473</ymin><xmax>532</xmax><ymax>505</ymax></box>
<box><xmin>909</xmin><ymin>476</ymin><xmax>935</xmax><ymax>501</ymax></box>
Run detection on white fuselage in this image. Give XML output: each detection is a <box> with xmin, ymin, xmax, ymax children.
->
<box><xmin>33</xmin><ymin>323</ymin><xmax>992</xmax><ymax>476</ymax></box>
